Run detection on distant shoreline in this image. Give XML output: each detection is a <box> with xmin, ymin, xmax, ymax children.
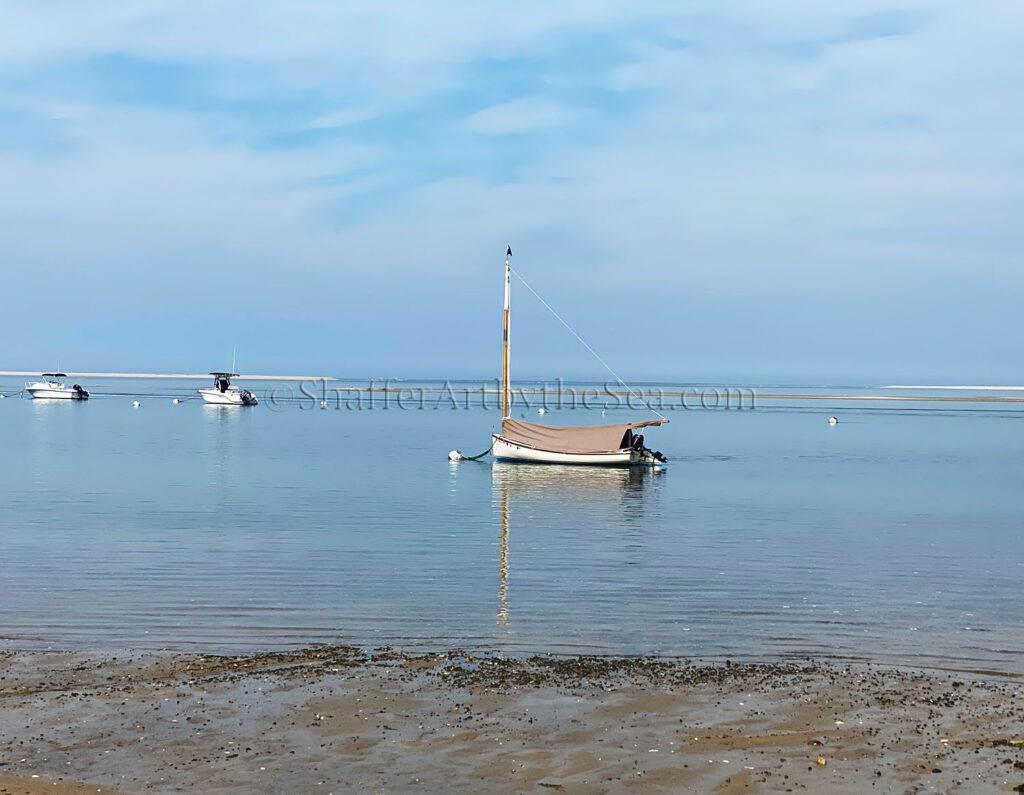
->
<box><xmin>3</xmin><ymin>373</ymin><xmax>1020</xmax><ymax>390</ymax></box>
<box><xmin>0</xmin><ymin>371</ymin><xmax>335</xmax><ymax>381</ymax></box>
<box><xmin>883</xmin><ymin>385</ymin><xmax>1024</xmax><ymax>390</ymax></box>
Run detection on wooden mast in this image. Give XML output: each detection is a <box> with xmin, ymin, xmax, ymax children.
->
<box><xmin>502</xmin><ymin>244</ymin><xmax>511</xmax><ymax>419</ymax></box>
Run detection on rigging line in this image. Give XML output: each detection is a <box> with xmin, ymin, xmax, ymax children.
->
<box><xmin>509</xmin><ymin>267</ymin><xmax>668</xmax><ymax>422</ymax></box>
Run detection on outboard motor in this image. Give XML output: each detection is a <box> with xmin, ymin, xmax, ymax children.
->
<box><xmin>240</xmin><ymin>389</ymin><xmax>258</xmax><ymax>406</ymax></box>
<box><xmin>72</xmin><ymin>384</ymin><xmax>89</xmax><ymax>399</ymax></box>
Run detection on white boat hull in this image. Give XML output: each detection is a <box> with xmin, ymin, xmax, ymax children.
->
<box><xmin>198</xmin><ymin>387</ymin><xmax>258</xmax><ymax>406</ymax></box>
<box><xmin>25</xmin><ymin>384</ymin><xmax>88</xmax><ymax>400</ymax></box>
<box><xmin>492</xmin><ymin>434</ymin><xmax>640</xmax><ymax>465</ymax></box>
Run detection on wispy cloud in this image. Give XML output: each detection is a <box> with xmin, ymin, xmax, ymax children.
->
<box><xmin>465</xmin><ymin>98</ymin><xmax>577</xmax><ymax>135</ymax></box>
<box><xmin>311</xmin><ymin>107</ymin><xmax>379</xmax><ymax>129</ymax></box>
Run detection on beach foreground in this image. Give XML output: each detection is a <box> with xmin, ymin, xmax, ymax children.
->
<box><xmin>1</xmin><ymin>647</ymin><xmax>1022</xmax><ymax>794</ymax></box>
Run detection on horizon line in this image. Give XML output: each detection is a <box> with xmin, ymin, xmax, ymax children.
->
<box><xmin>0</xmin><ymin>371</ymin><xmax>336</xmax><ymax>381</ymax></box>
<box><xmin>883</xmin><ymin>385</ymin><xmax>1024</xmax><ymax>391</ymax></box>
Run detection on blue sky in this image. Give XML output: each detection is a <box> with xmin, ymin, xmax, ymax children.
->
<box><xmin>1</xmin><ymin>1</ymin><xmax>1022</xmax><ymax>382</ymax></box>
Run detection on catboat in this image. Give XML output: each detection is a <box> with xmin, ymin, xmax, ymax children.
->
<box><xmin>24</xmin><ymin>373</ymin><xmax>89</xmax><ymax>400</ymax></box>
<box><xmin>197</xmin><ymin>372</ymin><xmax>258</xmax><ymax>406</ymax></box>
<box><xmin>488</xmin><ymin>246</ymin><xmax>667</xmax><ymax>466</ymax></box>
<box><xmin>493</xmin><ymin>418</ymin><xmax>666</xmax><ymax>465</ymax></box>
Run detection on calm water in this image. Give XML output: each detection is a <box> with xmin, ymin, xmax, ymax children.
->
<box><xmin>1</xmin><ymin>378</ymin><xmax>1022</xmax><ymax>672</ymax></box>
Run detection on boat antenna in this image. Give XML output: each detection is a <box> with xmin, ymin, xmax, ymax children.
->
<box><xmin>232</xmin><ymin>344</ymin><xmax>237</xmax><ymax>375</ymax></box>
<box><xmin>502</xmin><ymin>245</ymin><xmax>512</xmax><ymax>419</ymax></box>
<box><xmin>510</xmin><ymin>266</ymin><xmax>669</xmax><ymax>422</ymax></box>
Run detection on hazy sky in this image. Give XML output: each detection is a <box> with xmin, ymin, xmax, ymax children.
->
<box><xmin>2</xmin><ymin>1</ymin><xmax>1021</xmax><ymax>383</ymax></box>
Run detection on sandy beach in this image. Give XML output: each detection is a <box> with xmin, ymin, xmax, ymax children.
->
<box><xmin>883</xmin><ymin>386</ymin><xmax>1024</xmax><ymax>391</ymax></box>
<box><xmin>1</xmin><ymin>646</ymin><xmax>1021</xmax><ymax>794</ymax></box>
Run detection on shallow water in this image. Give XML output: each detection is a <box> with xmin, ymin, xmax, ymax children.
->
<box><xmin>1</xmin><ymin>378</ymin><xmax>1022</xmax><ymax>672</ymax></box>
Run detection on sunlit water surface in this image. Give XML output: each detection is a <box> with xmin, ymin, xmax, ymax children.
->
<box><xmin>1</xmin><ymin>378</ymin><xmax>1021</xmax><ymax>672</ymax></box>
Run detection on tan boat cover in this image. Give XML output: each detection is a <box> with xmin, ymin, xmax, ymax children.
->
<box><xmin>499</xmin><ymin>418</ymin><xmax>666</xmax><ymax>454</ymax></box>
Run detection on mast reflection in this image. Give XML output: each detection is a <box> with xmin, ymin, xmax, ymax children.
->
<box><xmin>498</xmin><ymin>474</ymin><xmax>510</xmax><ymax>625</ymax></box>
<box><xmin>491</xmin><ymin>463</ymin><xmax>660</xmax><ymax>628</ymax></box>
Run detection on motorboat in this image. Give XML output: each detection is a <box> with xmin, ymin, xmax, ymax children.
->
<box><xmin>198</xmin><ymin>372</ymin><xmax>259</xmax><ymax>406</ymax></box>
<box><xmin>24</xmin><ymin>373</ymin><xmax>89</xmax><ymax>400</ymax></box>
<box><xmin>486</xmin><ymin>246</ymin><xmax>666</xmax><ymax>466</ymax></box>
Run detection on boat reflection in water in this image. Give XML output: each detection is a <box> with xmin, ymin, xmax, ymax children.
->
<box><xmin>490</xmin><ymin>462</ymin><xmax>662</xmax><ymax>630</ymax></box>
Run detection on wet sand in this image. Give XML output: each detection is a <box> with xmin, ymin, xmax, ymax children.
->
<box><xmin>1</xmin><ymin>647</ymin><xmax>1022</xmax><ymax>793</ymax></box>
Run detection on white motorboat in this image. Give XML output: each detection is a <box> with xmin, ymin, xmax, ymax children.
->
<box><xmin>486</xmin><ymin>246</ymin><xmax>667</xmax><ymax>466</ymax></box>
<box><xmin>198</xmin><ymin>372</ymin><xmax>259</xmax><ymax>406</ymax></box>
<box><xmin>24</xmin><ymin>373</ymin><xmax>89</xmax><ymax>400</ymax></box>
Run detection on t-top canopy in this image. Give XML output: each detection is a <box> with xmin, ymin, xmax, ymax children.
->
<box><xmin>499</xmin><ymin>418</ymin><xmax>666</xmax><ymax>455</ymax></box>
<box><xmin>42</xmin><ymin>373</ymin><xmax>66</xmax><ymax>378</ymax></box>
<box><xmin>209</xmin><ymin>372</ymin><xmax>239</xmax><ymax>378</ymax></box>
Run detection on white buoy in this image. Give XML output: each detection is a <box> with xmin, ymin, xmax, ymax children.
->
<box><xmin>448</xmin><ymin>450</ymin><xmax>464</xmax><ymax>461</ymax></box>
<box><xmin>538</xmin><ymin>407</ymin><xmax>546</xmax><ymax>415</ymax></box>
<box><xmin>133</xmin><ymin>400</ymin><xmax>141</xmax><ymax>408</ymax></box>
<box><xmin>172</xmin><ymin>398</ymin><xmax>181</xmax><ymax>404</ymax></box>
<box><xmin>828</xmin><ymin>416</ymin><xmax>838</xmax><ymax>425</ymax></box>
<box><xmin>321</xmin><ymin>400</ymin><xmax>327</xmax><ymax>409</ymax></box>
